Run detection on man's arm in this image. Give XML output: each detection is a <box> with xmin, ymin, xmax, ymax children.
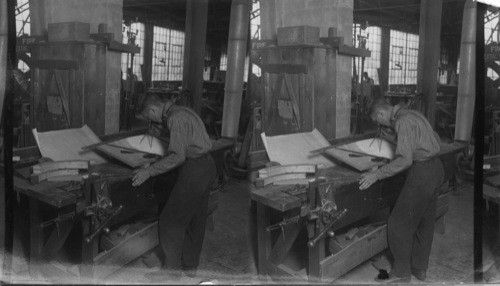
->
<box><xmin>359</xmin><ymin>119</ymin><xmax>414</xmax><ymax>190</ymax></box>
<box><xmin>148</xmin><ymin>116</ymin><xmax>187</xmax><ymax>176</ymax></box>
<box><xmin>373</xmin><ymin>119</ymin><xmax>414</xmax><ymax>180</ymax></box>
<box><xmin>132</xmin><ymin>116</ymin><xmax>187</xmax><ymax>186</ymax></box>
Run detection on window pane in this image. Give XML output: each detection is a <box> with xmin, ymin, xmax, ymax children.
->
<box><xmin>121</xmin><ymin>22</ymin><xmax>145</xmax><ymax>81</ymax></box>
<box><xmin>16</xmin><ymin>0</ymin><xmax>31</xmax><ymax>72</ymax></box>
<box><xmin>389</xmin><ymin>29</ymin><xmax>419</xmax><ymax>86</ymax></box>
<box><xmin>352</xmin><ymin>24</ymin><xmax>381</xmax><ymax>85</ymax></box>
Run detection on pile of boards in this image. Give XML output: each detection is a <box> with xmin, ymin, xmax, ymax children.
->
<box><xmin>30</xmin><ymin>160</ymin><xmax>90</xmax><ymax>184</ymax></box>
<box><xmin>255</xmin><ymin>164</ymin><xmax>317</xmax><ymax>187</ymax></box>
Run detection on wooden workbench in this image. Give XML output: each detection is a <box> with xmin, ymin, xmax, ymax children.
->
<box><xmin>10</xmin><ymin>137</ymin><xmax>234</xmax><ymax>282</ymax></box>
<box><xmin>251</xmin><ymin>141</ymin><xmax>465</xmax><ymax>282</ymax></box>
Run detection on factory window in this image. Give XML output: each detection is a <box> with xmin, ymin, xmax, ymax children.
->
<box><xmin>204</xmin><ymin>48</ymin><xmax>212</xmax><ymax>81</ymax></box>
<box><xmin>439</xmin><ymin>46</ymin><xmax>451</xmax><ymax>85</ymax></box>
<box><xmin>15</xmin><ymin>0</ymin><xmax>31</xmax><ymax>72</ymax></box>
<box><xmin>153</xmin><ymin>27</ymin><xmax>168</xmax><ymax>81</ymax></box>
<box><xmin>250</xmin><ymin>0</ymin><xmax>261</xmax><ymax>41</ymax></box>
<box><xmin>388</xmin><ymin>30</ymin><xmax>419</xmax><ymax>86</ymax></box>
<box><xmin>121</xmin><ymin>22</ymin><xmax>145</xmax><ymax>81</ymax></box>
<box><xmin>250</xmin><ymin>0</ymin><xmax>261</xmax><ymax>77</ymax></box>
<box><xmin>250</xmin><ymin>0</ymin><xmax>262</xmax><ymax>77</ymax></box>
<box><xmin>353</xmin><ymin>24</ymin><xmax>381</xmax><ymax>85</ymax></box>
<box><xmin>220</xmin><ymin>51</ymin><xmax>228</xmax><ymax>71</ymax></box>
<box><xmin>485</xmin><ymin>9</ymin><xmax>500</xmax><ymax>81</ymax></box>
<box><xmin>152</xmin><ymin>26</ymin><xmax>185</xmax><ymax>82</ymax></box>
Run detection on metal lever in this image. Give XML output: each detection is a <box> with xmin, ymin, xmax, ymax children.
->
<box><xmin>307</xmin><ymin>208</ymin><xmax>348</xmax><ymax>248</ymax></box>
<box><xmin>84</xmin><ymin>205</ymin><xmax>123</xmax><ymax>244</ymax></box>
<box><xmin>266</xmin><ymin>215</ymin><xmax>301</xmax><ymax>232</ymax></box>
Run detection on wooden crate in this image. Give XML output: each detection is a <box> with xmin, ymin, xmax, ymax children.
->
<box><xmin>48</xmin><ymin>22</ymin><xmax>90</xmax><ymax>42</ymax></box>
<box><xmin>277</xmin><ymin>26</ymin><xmax>320</xmax><ymax>47</ymax></box>
<box><xmin>321</xmin><ymin>224</ymin><xmax>387</xmax><ymax>282</ymax></box>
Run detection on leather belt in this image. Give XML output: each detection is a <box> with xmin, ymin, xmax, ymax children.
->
<box><xmin>186</xmin><ymin>152</ymin><xmax>210</xmax><ymax>161</ymax></box>
<box><xmin>413</xmin><ymin>156</ymin><xmax>438</xmax><ymax>165</ymax></box>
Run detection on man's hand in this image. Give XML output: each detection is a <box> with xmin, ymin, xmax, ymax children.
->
<box><xmin>132</xmin><ymin>168</ymin><xmax>151</xmax><ymax>187</ymax></box>
<box><xmin>379</xmin><ymin>126</ymin><xmax>396</xmax><ymax>144</ymax></box>
<box><xmin>359</xmin><ymin>171</ymin><xmax>378</xmax><ymax>190</ymax></box>
<box><xmin>150</xmin><ymin>123</ymin><xmax>162</xmax><ymax>137</ymax></box>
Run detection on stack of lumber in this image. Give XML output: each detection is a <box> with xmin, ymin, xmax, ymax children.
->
<box><xmin>255</xmin><ymin>164</ymin><xmax>316</xmax><ymax>187</ymax></box>
<box><xmin>30</xmin><ymin>160</ymin><xmax>89</xmax><ymax>184</ymax></box>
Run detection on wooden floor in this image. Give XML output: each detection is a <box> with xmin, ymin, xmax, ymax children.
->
<box><xmin>4</xmin><ymin>179</ymin><xmax>475</xmax><ymax>284</ymax></box>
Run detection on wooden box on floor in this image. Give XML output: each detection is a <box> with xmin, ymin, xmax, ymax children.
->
<box><xmin>325</xmin><ymin>225</ymin><xmax>387</xmax><ymax>281</ymax></box>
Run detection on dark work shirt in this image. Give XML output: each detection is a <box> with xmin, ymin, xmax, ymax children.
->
<box><xmin>374</xmin><ymin>105</ymin><xmax>441</xmax><ymax>180</ymax></box>
<box><xmin>148</xmin><ymin>104</ymin><xmax>212</xmax><ymax>177</ymax></box>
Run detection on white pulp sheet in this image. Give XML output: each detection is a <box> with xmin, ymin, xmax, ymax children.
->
<box><xmin>33</xmin><ymin>125</ymin><xmax>107</xmax><ymax>165</ymax></box>
<box><xmin>124</xmin><ymin>135</ymin><xmax>167</xmax><ymax>156</ymax></box>
<box><xmin>261</xmin><ymin>129</ymin><xmax>335</xmax><ymax>168</ymax></box>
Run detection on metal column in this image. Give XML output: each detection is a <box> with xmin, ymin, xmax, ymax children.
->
<box><xmin>221</xmin><ymin>0</ymin><xmax>251</xmax><ymax>138</ymax></box>
<box><xmin>454</xmin><ymin>0</ymin><xmax>476</xmax><ymax>142</ymax></box>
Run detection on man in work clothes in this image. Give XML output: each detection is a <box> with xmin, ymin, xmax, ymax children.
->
<box><xmin>359</xmin><ymin>98</ymin><xmax>444</xmax><ymax>283</ymax></box>
<box><xmin>133</xmin><ymin>93</ymin><xmax>216</xmax><ymax>281</ymax></box>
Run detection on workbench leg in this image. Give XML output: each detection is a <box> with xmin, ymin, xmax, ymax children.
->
<box><xmin>79</xmin><ymin>218</ymin><xmax>97</xmax><ymax>283</ymax></box>
<box><xmin>29</xmin><ymin>198</ymin><xmax>44</xmax><ymax>281</ymax></box>
<box><xmin>256</xmin><ymin>203</ymin><xmax>272</xmax><ymax>277</ymax></box>
<box><xmin>307</xmin><ymin>223</ymin><xmax>325</xmax><ymax>282</ymax></box>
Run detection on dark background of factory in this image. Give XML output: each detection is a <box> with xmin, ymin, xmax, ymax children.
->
<box><xmin>0</xmin><ymin>0</ymin><xmax>498</xmax><ymax>284</ymax></box>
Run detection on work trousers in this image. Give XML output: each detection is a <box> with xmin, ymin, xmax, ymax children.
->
<box><xmin>159</xmin><ymin>153</ymin><xmax>216</xmax><ymax>271</ymax></box>
<box><xmin>388</xmin><ymin>157</ymin><xmax>444</xmax><ymax>277</ymax></box>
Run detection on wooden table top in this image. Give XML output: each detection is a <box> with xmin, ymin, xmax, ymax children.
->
<box><xmin>13</xmin><ymin>162</ymin><xmax>134</xmax><ymax>208</ymax></box>
<box><xmin>251</xmin><ymin>141</ymin><xmax>466</xmax><ymax>212</ymax></box>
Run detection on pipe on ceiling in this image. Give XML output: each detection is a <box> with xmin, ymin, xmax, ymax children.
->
<box><xmin>454</xmin><ymin>0</ymin><xmax>476</xmax><ymax>142</ymax></box>
<box><xmin>221</xmin><ymin>0</ymin><xmax>251</xmax><ymax>139</ymax></box>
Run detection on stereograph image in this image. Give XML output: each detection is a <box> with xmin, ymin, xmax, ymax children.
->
<box><xmin>0</xmin><ymin>0</ymin><xmax>496</xmax><ymax>284</ymax></box>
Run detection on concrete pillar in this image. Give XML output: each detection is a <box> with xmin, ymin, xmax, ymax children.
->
<box><xmin>143</xmin><ymin>23</ymin><xmax>154</xmax><ymax>89</ymax></box>
<box><xmin>182</xmin><ymin>0</ymin><xmax>208</xmax><ymax>114</ymax></box>
<box><xmin>0</xmin><ymin>0</ymin><xmax>6</xmax><ymax>277</ymax></box>
<box><xmin>260</xmin><ymin>0</ymin><xmax>277</xmax><ymax>40</ymax></box>
<box><xmin>416</xmin><ymin>0</ymin><xmax>443</xmax><ymax>128</ymax></box>
<box><xmin>29</xmin><ymin>0</ymin><xmax>123</xmax><ymax>135</ymax></box>
<box><xmin>1</xmin><ymin>1</ymin><xmax>15</xmax><ymax>280</ymax></box>
<box><xmin>28</xmin><ymin>0</ymin><xmax>46</xmax><ymax>38</ymax></box>
<box><xmin>261</xmin><ymin>0</ymin><xmax>353</xmax><ymax>138</ymax></box>
<box><xmin>0</xmin><ymin>0</ymin><xmax>7</xmax><ymax>124</ymax></box>
<box><xmin>379</xmin><ymin>27</ymin><xmax>391</xmax><ymax>94</ymax></box>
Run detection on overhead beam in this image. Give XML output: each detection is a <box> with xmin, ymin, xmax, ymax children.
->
<box><xmin>354</xmin><ymin>4</ymin><xmax>419</xmax><ymax>12</ymax></box>
<box><xmin>123</xmin><ymin>0</ymin><xmax>182</xmax><ymax>7</ymax></box>
<box><xmin>357</xmin><ymin>0</ymin><xmax>413</xmax><ymax>22</ymax></box>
